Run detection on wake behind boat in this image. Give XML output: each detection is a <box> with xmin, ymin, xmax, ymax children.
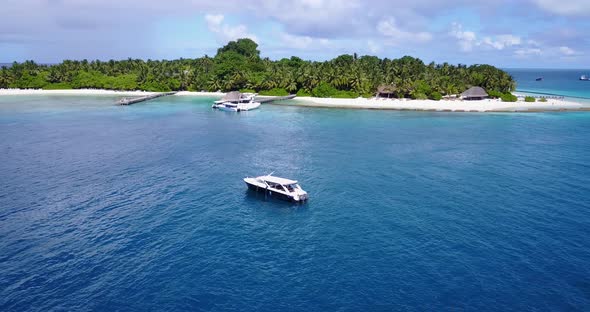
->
<box><xmin>212</xmin><ymin>91</ymin><xmax>261</xmax><ymax>112</ymax></box>
<box><xmin>244</xmin><ymin>174</ymin><xmax>308</xmax><ymax>202</ymax></box>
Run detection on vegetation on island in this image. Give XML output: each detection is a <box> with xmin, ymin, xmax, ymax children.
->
<box><xmin>501</xmin><ymin>93</ymin><xmax>518</xmax><ymax>102</ymax></box>
<box><xmin>0</xmin><ymin>38</ymin><xmax>516</xmax><ymax>99</ymax></box>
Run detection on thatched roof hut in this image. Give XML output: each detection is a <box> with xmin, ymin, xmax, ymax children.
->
<box><xmin>461</xmin><ymin>87</ymin><xmax>488</xmax><ymax>100</ymax></box>
<box><xmin>376</xmin><ymin>85</ymin><xmax>397</xmax><ymax>98</ymax></box>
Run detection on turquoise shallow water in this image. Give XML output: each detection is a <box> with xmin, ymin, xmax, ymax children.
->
<box><xmin>1</xmin><ymin>95</ymin><xmax>590</xmax><ymax>311</ymax></box>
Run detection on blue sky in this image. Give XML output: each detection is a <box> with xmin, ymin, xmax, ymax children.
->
<box><xmin>1</xmin><ymin>0</ymin><xmax>589</xmax><ymax>68</ymax></box>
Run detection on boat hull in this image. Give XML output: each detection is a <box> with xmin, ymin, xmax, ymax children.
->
<box><xmin>245</xmin><ymin>181</ymin><xmax>306</xmax><ymax>202</ymax></box>
<box><xmin>214</xmin><ymin>105</ymin><xmax>239</xmax><ymax>112</ymax></box>
<box><xmin>212</xmin><ymin>102</ymin><xmax>261</xmax><ymax>112</ymax></box>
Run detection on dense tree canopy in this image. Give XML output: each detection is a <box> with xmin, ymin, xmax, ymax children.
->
<box><xmin>0</xmin><ymin>38</ymin><xmax>516</xmax><ymax>98</ymax></box>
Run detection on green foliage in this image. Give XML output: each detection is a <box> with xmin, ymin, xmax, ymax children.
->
<box><xmin>141</xmin><ymin>81</ymin><xmax>172</xmax><ymax>92</ymax></box>
<box><xmin>216</xmin><ymin>38</ymin><xmax>260</xmax><ymax>58</ymax></box>
<box><xmin>412</xmin><ymin>80</ymin><xmax>431</xmax><ymax>98</ymax></box>
<box><xmin>239</xmin><ymin>88</ymin><xmax>256</xmax><ymax>93</ymax></box>
<box><xmin>258</xmin><ymin>88</ymin><xmax>289</xmax><ymax>96</ymax></box>
<box><xmin>539</xmin><ymin>97</ymin><xmax>548</xmax><ymax>102</ymax></box>
<box><xmin>11</xmin><ymin>72</ymin><xmax>48</xmax><ymax>89</ymax></box>
<box><xmin>332</xmin><ymin>90</ymin><xmax>359</xmax><ymax>98</ymax></box>
<box><xmin>430</xmin><ymin>92</ymin><xmax>443</xmax><ymax>101</ymax></box>
<box><xmin>296</xmin><ymin>89</ymin><xmax>312</xmax><ymax>97</ymax></box>
<box><xmin>0</xmin><ymin>38</ymin><xmax>516</xmax><ymax>97</ymax></box>
<box><xmin>524</xmin><ymin>96</ymin><xmax>536</xmax><ymax>102</ymax></box>
<box><xmin>43</xmin><ymin>83</ymin><xmax>73</xmax><ymax>90</ymax></box>
<box><xmin>488</xmin><ymin>90</ymin><xmax>503</xmax><ymax>99</ymax></box>
<box><xmin>411</xmin><ymin>92</ymin><xmax>428</xmax><ymax>100</ymax></box>
<box><xmin>311</xmin><ymin>82</ymin><xmax>338</xmax><ymax>98</ymax></box>
<box><xmin>501</xmin><ymin>93</ymin><xmax>518</xmax><ymax>102</ymax></box>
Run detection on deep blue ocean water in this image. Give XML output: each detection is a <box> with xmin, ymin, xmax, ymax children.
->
<box><xmin>507</xmin><ymin>68</ymin><xmax>590</xmax><ymax>102</ymax></box>
<box><xmin>1</xmin><ymin>95</ymin><xmax>590</xmax><ymax>311</ymax></box>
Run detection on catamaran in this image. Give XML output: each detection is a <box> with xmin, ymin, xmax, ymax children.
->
<box><xmin>244</xmin><ymin>174</ymin><xmax>308</xmax><ymax>202</ymax></box>
<box><xmin>212</xmin><ymin>91</ymin><xmax>261</xmax><ymax>112</ymax></box>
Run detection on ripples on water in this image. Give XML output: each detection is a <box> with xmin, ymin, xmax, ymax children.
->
<box><xmin>1</xmin><ymin>96</ymin><xmax>589</xmax><ymax>311</ymax></box>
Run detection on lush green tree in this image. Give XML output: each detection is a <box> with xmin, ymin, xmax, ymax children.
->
<box><xmin>0</xmin><ymin>38</ymin><xmax>516</xmax><ymax>97</ymax></box>
<box><xmin>501</xmin><ymin>93</ymin><xmax>518</xmax><ymax>102</ymax></box>
<box><xmin>216</xmin><ymin>38</ymin><xmax>260</xmax><ymax>59</ymax></box>
<box><xmin>312</xmin><ymin>82</ymin><xmax>338</xmax><ymax>98</ymax></box>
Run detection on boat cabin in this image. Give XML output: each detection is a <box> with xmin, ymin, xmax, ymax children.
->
<box><xmin>260</xmin><ymin>176</ymin><xmax>301</xmax><ymax>193</ymax></box>
<box><xmin>244</xmin><ymin>174</ymin><xmax>308</xmax><ymax>202</ymax></box>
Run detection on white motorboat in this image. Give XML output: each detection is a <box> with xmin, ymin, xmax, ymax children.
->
<box><xmin>580</xmin><ymin>75</ymin><xmax>590</xmax><ymax>81</ymax></box>
<box><xmin>244</xmin><ymin>174</ymin><xmax>308</xmax><ymax>202</ymax></box>
<box><xmin>212</xmin><ymin>91</ymin><xmax>261</xmax><ymax>112</ymax></box>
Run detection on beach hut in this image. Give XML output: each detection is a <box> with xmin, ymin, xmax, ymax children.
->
<box><xmin>461</xmin><ymin>86</ymin><xmax>488</xmax><ymax>100</ymax></box>
<box><xmin>376</xmin><ymin>85</ymin><xmax>396</xmax><ymax>98</ymax></box>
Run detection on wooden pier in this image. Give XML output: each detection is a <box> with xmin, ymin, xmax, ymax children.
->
<box><xmin>517</xmin><ymin>95</ymin><xmax>564</xmax><ymax>100</ymax></box>
<box><xmin>255</xmin><ymin>94</ymin><xmax>296</xmax><ymax>104</ymax></box>
<box><xmin>117</xmin><ymin>92</ymin><xmax>177</xmax><ymax>105</ymax></box>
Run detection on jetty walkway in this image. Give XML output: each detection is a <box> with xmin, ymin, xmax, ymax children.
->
<box><xmin>255</xmin><ymin>94</ymin><xmax>296</xmax><ymax>104</ymax></box>
<box><xmin>518</xmin><ymin>95</ymin><xmax>564</xmax><ymax>100</ymax></box>
<box><xmin>117</xmin><ymin>92</ymin><xmax>177</xmax><ymax>105</ymax></box>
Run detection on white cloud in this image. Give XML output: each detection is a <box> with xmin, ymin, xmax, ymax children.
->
<box><xmin>449</xmin><ymin>23</ymin><xmax>477</xmax><ymax>52</ymax></box>
<box><xmin>532</xmin><ymin>0</ymin><xmax>590</xmax><ymax>16</ymax></box>
<box><xmin>559</xmin><ymin>46</ymin><xmax>576</xmax><ymax>55</ymax></box>
<box><xmin>481</xmin><ymin>34</ymin><xmax>521</xmax><ymax>50</ymax></box>
<box><xmin>205</xmin><ymin>14</ymin><xmax>258</xmax><ymax>43</ymax></box>
<box><xmin>253</xmin><ymin>0</ymin><xmax>363</xmax><ymax>37</ymax></box>
<box><xmin>279</xmin><ymin>32</ymin><xmax>331</xmax><ymax>50</ymax></box>
<box><xmin>204</xmin><ymin>14</ymin><xmax>224</xmax><ymax>29</ymax></box>
<box><xmin>280</xmin><ymin>32</ymin><xmax>313</xmax><ymax>49</ymax></box>
<box><xmin>450</xmin><ymin>23</ymin><xmax>523</xmax><ymax>52</ymax></box>
<box><xmin>514</xmin><ymin>48</ymin><xmax>542</xmax><ymax>57</ymax></box>
<box><xmin>377</xmin><ymin>18</ymin><xmax>432</xmax><ymax>44</ymax></box>
<box><xmin>527</xmin><ymin>39</ymin><xmax>541</xmax><ymax>47</ymax></box>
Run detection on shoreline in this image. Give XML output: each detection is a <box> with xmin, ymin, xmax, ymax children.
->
<box><xmin>1</xmin><ymin>89</ymin><xmax>588</xmax><ymax>113</ymax></box>
<box><xmin>0</xmin><ymin>89</ymin><xmax>224</xmax><ymax>97</ymax></box>
<box><xmin>0</xmin><ymin>89</ymin><xmax>160</xmax><ymax>96</ymax></box>
<box><xmin>286</xmin><ymin>96</ymin><xmax>587</xmax><ymax>113</ymax></box>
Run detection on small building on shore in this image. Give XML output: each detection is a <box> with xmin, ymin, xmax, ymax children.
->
<box><xmin>461</xmin><ymin>86</ymin><xmax>488</xmax><ymax>100</ymax></box>
<box><xmin>376</xmin><ymin>85</ymin><xmax>397</xmax><ymax>98</ymax></box>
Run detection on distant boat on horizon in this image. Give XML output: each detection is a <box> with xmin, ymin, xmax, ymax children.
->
<box><xmin>535</xmin><ymin>77</ymin><xmax>543</xmax><ymax>81</ymax></box>
<box><xmin>580</xmin><ymin>75</ymin><xmax>590</xmax><ymax>81</ymax></box>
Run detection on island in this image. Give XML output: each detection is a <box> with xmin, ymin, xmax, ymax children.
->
<box><xmin>0</xmin><ymin>39</ymin><xmax>585</xmax><ymax>112</ymax></box>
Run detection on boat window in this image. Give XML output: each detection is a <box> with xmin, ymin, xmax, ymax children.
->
<box><xmin>285</xmin><ymin>184</ymin><xmax>295</xmax><ymax>192</ymax></box>
<box><xmin>267</xmin><ymin>182</ymin><xmax>282</xmax><ymax>190</ymax></box>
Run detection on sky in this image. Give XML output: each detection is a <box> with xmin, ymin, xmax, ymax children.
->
<box><xmin>1</xmin><ymin>0</ymin><xmax>589</xmax><ymax>68</ymax></box>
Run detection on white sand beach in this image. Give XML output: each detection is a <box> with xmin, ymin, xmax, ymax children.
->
<box><xmin>289</xmin><ymin>96</ymin><xmax>586</xmax><ymax>112</ymax></box>
<box><xmin>1</xmin><ymin>89</ymin><xmax>587</xmax><ymax>112</ymax></box>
